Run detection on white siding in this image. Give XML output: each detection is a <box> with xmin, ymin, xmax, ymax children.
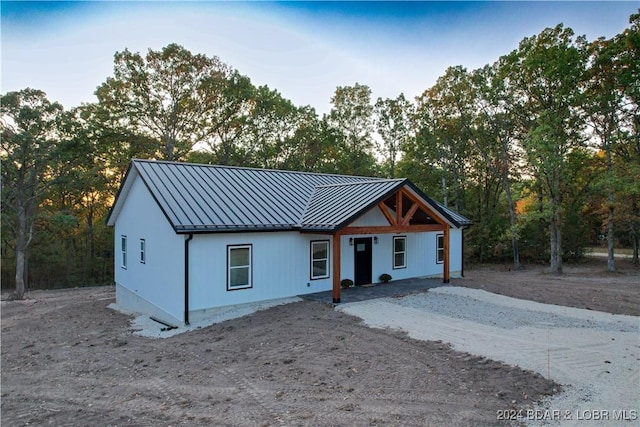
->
<box><xmin>449</xmin><ymin>228</ymin><xmax>463</xmax><ymax>276</ymax></box>
<box><xmin>339</xmin><ymin>229</ymin><xmax>463</xmax><ymax>284</ymax></box>
<box><xmin>349</xmin><ymin>206</ymin><xmax>390</xmax><ymax>227</ymax></box>
<box><xmin>188</xmin><ymin>232</ymin><xmax>333</xmax><ymax>313</ymax></box>
<box><xmin>114</xmin><ymin>176</ymin><xmax>185</xmax><ymax>324</ymax></box>
<box><xmin>113</xmin><ymin>180</ymin><xmax>465</xmax><ymax>324</ymax></box>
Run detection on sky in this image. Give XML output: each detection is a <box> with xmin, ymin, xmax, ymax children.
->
<box><xmin>1</xmin><ymin>1</ymin><xmax>637</xmax><ymax>115</ymax></box>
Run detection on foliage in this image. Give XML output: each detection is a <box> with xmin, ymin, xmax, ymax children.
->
<box><xmin>379</xmin><ymin>273</ymin><xmax>392</xmax><ymax>283</ymax></box>
<box><xmin>2</xmin><ymin>13</ymin><xmax>639</xmax><ymax>292</ymax></box>
<box><xmin>327</xmin><ymin>83</ymin><xmax>379</xmax><ymax>176</ymax></box>
<box><xmin>1</xmin><ymin>89</ymin><xmax>65</xmax><ymax>297</ymax></box>
<box><xmin>340</xmin><ymin>279</ymin><xmax>354</xmax><ymax>288</ymax></box>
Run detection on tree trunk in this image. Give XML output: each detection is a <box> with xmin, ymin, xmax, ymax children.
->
<box><xmin>441</xmin><ymin>176</ymin><xmax>448</xmax><ymax>208</ymax></box>
<box><xmin>632</xmin><ymin>194</ymin><xmax>639</xmax><ymax>265</ymax></box>
<box><xmin>549</xmin><ymin>203</ymin><xmax>563</xmax><ymax>274</ymax></box>
<box><xmin>503</xmin><ymin>170</ymin><xmax>521</xmax><ymax>270</ymax></box>
<box><xmin>605</xmin><ymin>139</ymin><xmax>615</xmax><ymax>272</ymax></box>
<box><xmin>606</xmin><ymin>202</ymin><xmax>615</xmax><ymax>272</ymax></box>
<box><xmin>13</xmin><ymin>205</ymin><xmax>28</xmax><ymax>299</ymax></box>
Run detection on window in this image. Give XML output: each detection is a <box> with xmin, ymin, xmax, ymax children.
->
<box><xmin>121</xmin><ymin>235</ymin><xmax>127</xmax><ymax>269</ymax></box>
<box><xmin>227</xmin><ymin>245</ymin><xmax>252</xmax><ymax>290</ymax></box>
<box><xmin>311</xmin><ymin>240</ymin><xmax>330</xmax><ymax>279</ymax></box>
<box><xmin>140</xmin><ymin>239</ymin><xmax>146</xmax><ymax>264</ymax></box>
<box><xmin>393</xmin><ymin>236</ymin><xmax>407</xmax><ymax>269</ymax></box>
<box><xmin>437</xmin><ymin>234</ymin><xmax>445</xmax><ymax>264</ymax></box>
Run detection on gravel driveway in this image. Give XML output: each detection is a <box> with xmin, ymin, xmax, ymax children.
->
<box><xmin>337</xmin><ymin>286</ymin><xmax>640</xmax><ymax>426</ymax></box>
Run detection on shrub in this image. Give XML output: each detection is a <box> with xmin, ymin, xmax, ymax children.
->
<box><xmin>379</xmin><ymin>273</ymin><xmax>392</xmax><ymax>283</ymax></box>
<box><xmin>340</xmin><ymin>279</ymin><xmax>354</xmax><ymax>288</ymax></box>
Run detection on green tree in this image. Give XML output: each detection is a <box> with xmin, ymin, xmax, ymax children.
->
<box><xmin>501</xmin><ymin>25</ymin><xmax>589</xmax><ymax>273</ymax></box>
<box><xmin>201</xmin><ymin>70</ymin><xmax>255</xmax><ymax>166</ymax></box>
<box><xmin>244</xmin><ymin>85</ymin><xmax>300</xmax><ymax>169</ymax></box>
<box><xmin>614</xmin><ymin>12</ymin><xmax>640</xmax><ymax>264</ymax></box>
<box><xmin>96</xmin><ymin>44</ymin><xmax>235</xmax><ymax>161</ymax></box>
<box><xmin>283</xmin><ymin>112</ymin><xmax>345</xmax><ymax>173</ymax></box>
<box><xmin>414</xmin><ymin>66</ymin><xmax>473</xmax><ymax>212</ymax></box>
<box><xmin>374</xmin><ymin>93</ymin><xmax>414</xmax><ymax>178</ymax></box>
<box><xmin>584</xmin><ymin>35</ymin><xmax>622</xmax><ymax>271</ymax></box>
<box><xmin>327</xmin><ymin>83</ymin><xmax>378</xmax><ymax>176</ymax></box>
<box><xmin>1</xmin><ymin>89</ymin><xmax>64</xmax><ymax>299</ymax></box>
<box><xmin>469</xmin><ymin>63</ymin><xmax>523</xmax><ymax>268</ymax></box>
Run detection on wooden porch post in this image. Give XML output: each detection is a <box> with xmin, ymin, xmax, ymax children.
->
<box><xmin>443</xmin><ymin>225</ymin><xmax>450</xmax><ymax>283</ymax></box>
<box><xmin>332</xmin><ymin>232</ymin><xmax>341</xmax><ymax>303</ymax></box>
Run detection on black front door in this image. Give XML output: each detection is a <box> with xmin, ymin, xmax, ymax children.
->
<box><xmin>354</xmin><ymin>238</ymin><xmax>373</xmax><ymax>286</ymax></box>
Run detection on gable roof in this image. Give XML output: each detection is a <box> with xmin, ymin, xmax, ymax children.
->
<box><xmin>301</xmin><ymin>179</ymin><xmax>405</xmax><ymax>231</ymax></box>
<box><xmin>106</xmin><ymin>159</ymin><xmax>472</xmax><ymax>233</ymax></box>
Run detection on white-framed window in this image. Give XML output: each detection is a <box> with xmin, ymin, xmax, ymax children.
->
<box><xmin>437</xmin><ymin>234</ymin><xmax>445</xmax><ymax>264</ymax></box>
<box><xmin>227</xmin><ymin>244</ymin><xmax>252</xmax><ymax>290</ymax></box>
<box><xmin>121</xmin><ymin>235</ymin><xmax>127</xmax><ymax>269</ymax></box>
<box><xmin>140</xmin><ymin>239</ymin><xmax>146</xmax><ymax>264</ymax></box>
<box><xmin>311</xmin><ymin>240</ymin><xmax>330</xmax><ymax>280</ymax></box>
<box><xmin>393</xmin><ymin>236</ymin><xmax>407</xmax><ymax>269</ymax></box>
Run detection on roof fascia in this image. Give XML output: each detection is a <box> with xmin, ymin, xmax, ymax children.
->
<box><xmin>106</xmin><ymin>160</ymin><xmax>181</xmax><ymax>234</ymax></box>
<box><xmin>330</xmin><ymin>180</ymin><xmax>408</xmax><ymax>233</ymax></box>
<box><xmin>403</xmin><ymin>181</ymin><xmax>466</xmax><ymax>228</ymax></box>
<box><xmin>132</xmin><ymin>161</ymin><xmax>182</xmax><ymax>234</ymax></box>
<box><xmin>105</xmin><ymin>161</ymin><xmax>138</xmax><ymax>226</ymax></box>
<box><xmin>332</xmin><ymin>179</ymin><xmax>465</xmax><ymax>232</ymax></box>
<box><xmin>174</xmin><ymin>226</ymin><xmax>301</xmax><ymax>235</ymax></box>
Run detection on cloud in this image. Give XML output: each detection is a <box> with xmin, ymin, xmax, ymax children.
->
<box><xmin>1</xmin><ymin>1</ymin><xmax>635</xmax><ymax>114</ymax></box>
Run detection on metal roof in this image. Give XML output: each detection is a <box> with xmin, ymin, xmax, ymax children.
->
<box><xmin>300</xmin><ymin>179</ymin><xmax>405</xmax><ymax>231</ymax></box>
<box><xmin>106</xmin><ymin>160</ymin><xmax>472</xmax><ymax>233</ymax></box>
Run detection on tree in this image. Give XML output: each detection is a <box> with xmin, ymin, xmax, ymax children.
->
<box><xmin>501</xmin><ymin>25</ymin><xmax>589</xmax><ymax>273</ymax></box>
<box><xmin>327</xmin><ymin>83</ymin><xmax>378</xmax><ymax>176</ymax></box>
<box><xmin>414</xmin><ymin>66</ymin><xmax>473</xmax><ymax>212</ymax></box>
<box><xmin>374</xmin><ymin>93</ymin><xmax>414</xmax><ymax>178</ymax></box>
<box><xmin>96</xmin><ymin>44</ymin><xmax>235</xmax><ymax>161</ymax></box>
<box><xmin>283</xmin><ymin>112</ymin><xmax>345</xmax><ymax>173</ymax></box>
<box><xmin>244</xmin><ymin>85</ymin><xmax>300</xmax><ymax>169</ymax></box>
<box><xmin>1</xmin><ymin>89</ymin><xmax>63</xmax><ymax>299</ymax></box>
<box><xmin>201</xmin><ymin>70</ymin><xmax>255</xmax><ymax>166</ymax></box>
<box><xmin>470</xmin><ymin>63</ymin><xmax>523</xmax><ymax>269</ymax></box>
<box><xmin>613</xmin><ymin>11</ymin><xmax>640</xmax><ymax>264</ymax></box>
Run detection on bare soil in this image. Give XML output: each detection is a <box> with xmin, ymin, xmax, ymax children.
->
<box><xmin>459</xmin><ymin>258</ymin><xmax>639</xmax><ymax>316</ymax></box>
<box><xmin>2</xmin><ymin>259</ymin><xmax>637</xmax><ymax>426</ymax></box>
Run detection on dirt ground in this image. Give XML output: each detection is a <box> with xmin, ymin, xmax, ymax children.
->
<box><xmin>459</xmin><ymin>258</ymin><xmax>639</xmax><ymax>316</ymax></box>
<box><xmin>1</xmin><ymin>258</ymin><xmax>637</xmax><ymax>426</ymax></box>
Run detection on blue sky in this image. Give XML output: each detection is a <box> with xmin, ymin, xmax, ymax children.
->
<box><xmin>1</xmin><ymin>1</ymin><xmax>637</xmax><ymax>114</ymax></box>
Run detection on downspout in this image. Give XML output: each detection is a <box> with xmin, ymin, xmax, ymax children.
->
<box><xmin>184</xmin><ymin>234</ymin><xmax>193</xmax><ymax>325</ymax></box>
<box><xmin>461</xmin><ymin>227</ymin><xmax>465</xmax><ymax>278</ymax></box>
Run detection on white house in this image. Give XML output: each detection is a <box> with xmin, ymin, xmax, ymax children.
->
<box><xmin>106</xmin><ymin>160</ymin><xmax>472</xmax><ymax>325</ymax></box>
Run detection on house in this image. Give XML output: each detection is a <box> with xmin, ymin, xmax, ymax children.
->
<box><xmin>106</xmin><ymin>160</ymin><xmax>472</xmax><ymax>325</ymax></box>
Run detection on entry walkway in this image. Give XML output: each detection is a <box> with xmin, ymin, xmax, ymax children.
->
<box><xmin>301</xmin><ymin>277</ymin><xmax>446</xmax><ymax>304</ymax></box>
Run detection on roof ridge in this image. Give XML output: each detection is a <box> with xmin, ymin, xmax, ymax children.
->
<box><xmin>131</xmin><ymin>158</ymin><xmax>380</xmax><ymax>180</ymax></box>
<box><xmin>313</xmin><ymin>178</ymin><xmax>404</xmax><ymax>188</ymax></box>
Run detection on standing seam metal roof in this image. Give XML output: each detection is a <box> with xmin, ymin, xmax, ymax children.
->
<box><xmin>106</xmin><ymin>160</ymin><xmax>472</xmax><ymax>232</ymax></box>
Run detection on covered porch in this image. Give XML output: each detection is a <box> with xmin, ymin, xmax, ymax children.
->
<box><xmin>301</xmin><ymin>276</ymin><xmax>446</xmax><ymax>304</ymax></box>
<box><xmin>330</xmin><ymin>186</ymin><xmax>453</xmax><ymax>303</ymax></box>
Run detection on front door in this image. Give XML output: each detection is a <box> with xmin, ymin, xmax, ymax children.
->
<box><xmin>353</xmin><ymin>238</ymin><xmax>373</xmax><ymax>286</ymax></box>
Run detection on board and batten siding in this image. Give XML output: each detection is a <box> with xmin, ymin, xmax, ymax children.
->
<box><xmin>114</xmin><ymin>175</ymin><xmax>185</xmax><ymax>325</ymax></box>
<box><xmin>187</xmin><ymin>232</ymin><xmax>333</xmax><ymax>320</ymax></box>
<box><xmin>449</xmin><ymin>227</ymin><xmax>463</xmax><ymax>275</ymax></box>
<box><xmin>339</xmin><ymin>206</ymin><xmax>464</xmax><ymax>282</ymax></box>
<box><xmin>348</xmin><ymin>205</ymin><xmax>389</xmax><ymax>227</ymax></box>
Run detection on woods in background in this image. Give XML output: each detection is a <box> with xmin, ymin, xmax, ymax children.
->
<box><xmin>2</xmin><ymin>13</ymin><xmax>639</xmax><ymax>296</ymax></box>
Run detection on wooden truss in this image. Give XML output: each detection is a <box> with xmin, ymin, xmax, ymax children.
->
<box><xmin>331</xmin><ymin>187</ymin><xmax>451</xmax><ymax>303</ymax></box>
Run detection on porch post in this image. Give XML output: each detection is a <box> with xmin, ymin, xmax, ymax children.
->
<box><xmin>332</xmin><ymin>232</ymin><xmax>341</xmax><ymax>303</ymax></box>
<box><xmin>443</xmin><ymin>225</ymin><xmax>450</xmax><ymax>283</ymax></box>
